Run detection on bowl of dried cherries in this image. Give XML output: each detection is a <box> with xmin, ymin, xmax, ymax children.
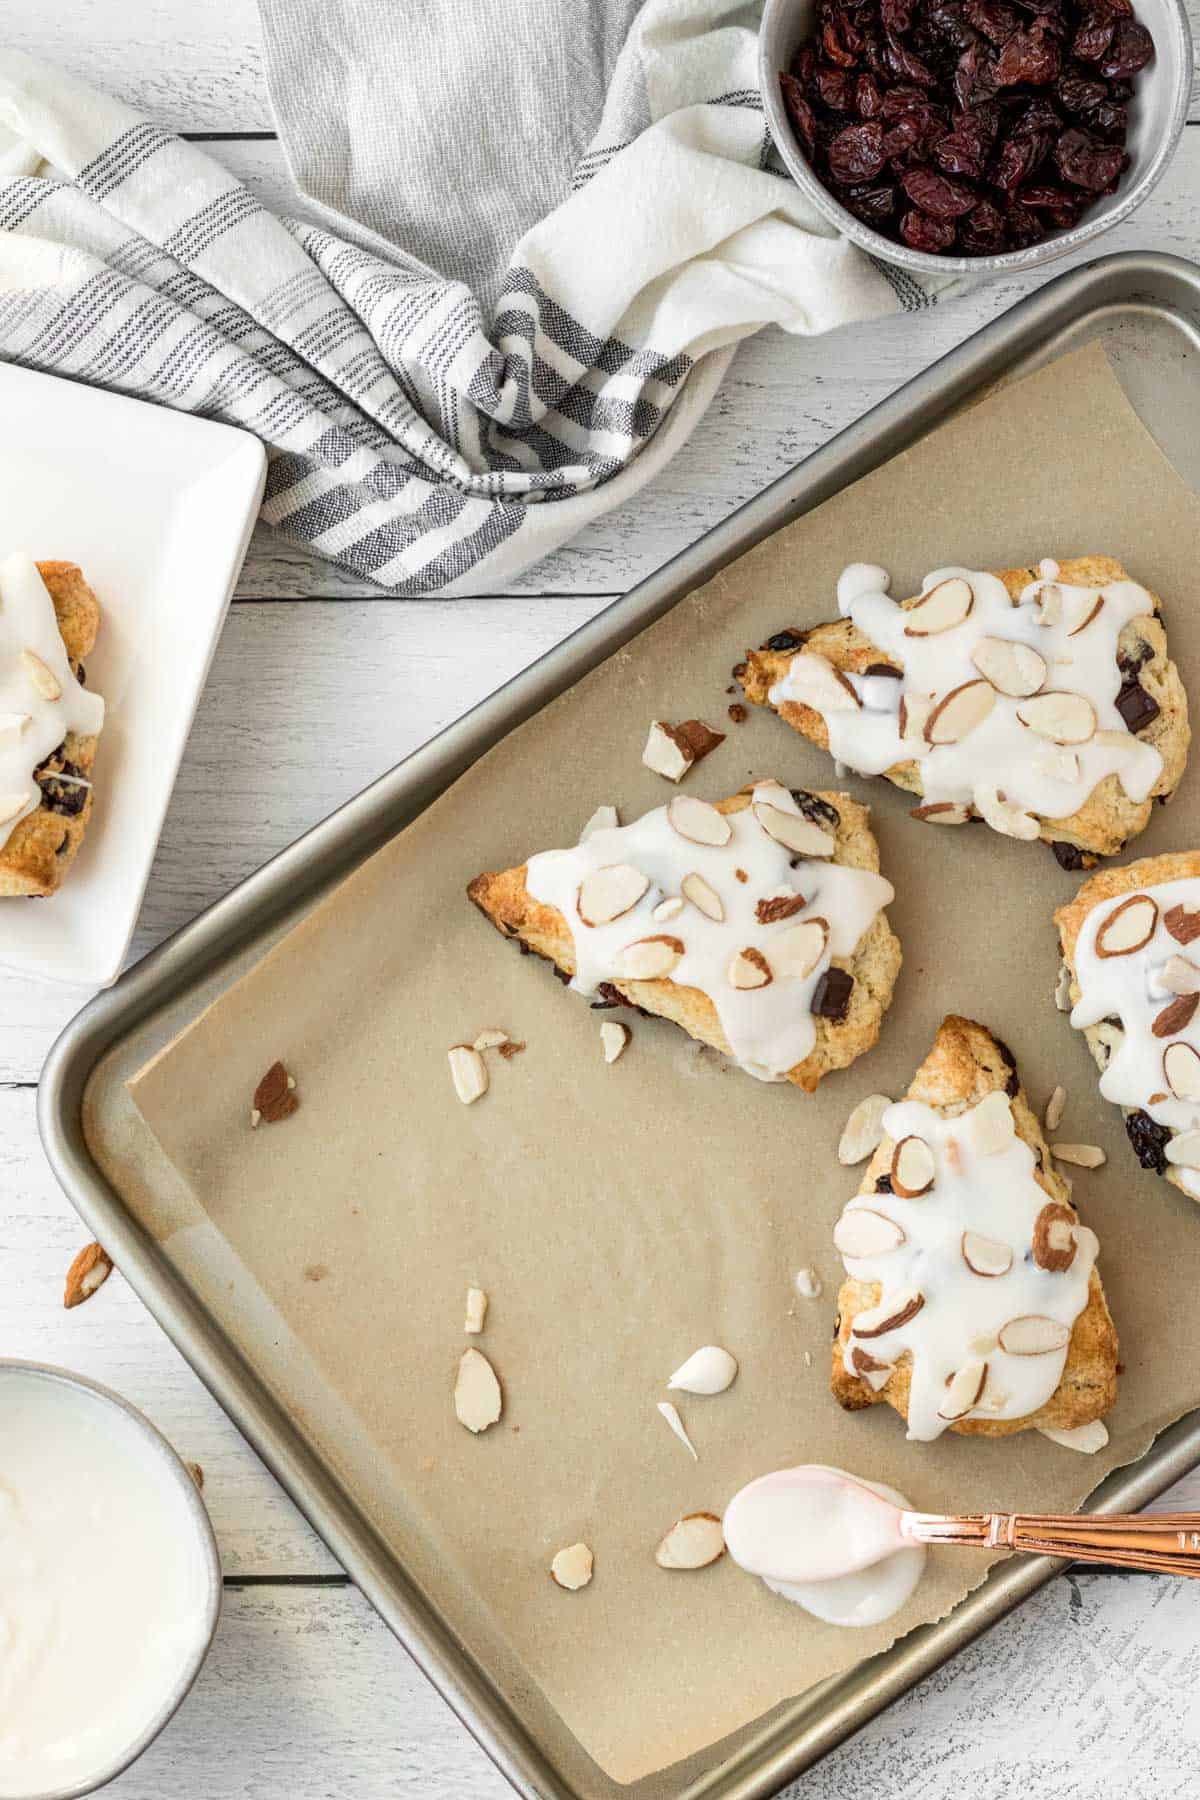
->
<box><xmin>760</xmin><ymin>0</ymin><xmax>1191</xmax><ymax>271</ymax></box>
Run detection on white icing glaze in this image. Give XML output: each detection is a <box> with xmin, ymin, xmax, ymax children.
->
<box><xmin>771</xmin><ymin>564</ymin><xmax>1161</xmax><ymax>831</ymax></box>
<box><xmin>524</xmin><ymin>782</ymin><xmax>893</xmax><ymax>1081</ymax></box>
<box><xmin>1071</xmin><ymin>876</ymin><xmax>1200</xmax><ymax>1198</ymax></box>
<box><xmin>834</xmin><ymin>1092</ymin><xmax>1098</xmax><ymax>1442</ymax></box>
<box><xmin>667</xmin><ymin>1344</ymin><xmax>738</xmax><ymax>1395</ymax></box>
<box><xmin>723</xmin><ymin>1463</ymin><xmax>926</xmax><ymax>1627</ymax></box>
<box><xmin>0</xmin><ymin>551</ymin><xmax>104</xmax><ymax>852</ymax></box>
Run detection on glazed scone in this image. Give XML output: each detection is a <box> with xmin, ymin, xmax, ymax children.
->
<box><xmin>737</xmin><ymin>556</ymin><xmax>1187</xmax><ymax>868</ymax></box>
<box><xmin>468</xmin><ymin>782</ymin><xmax>901</xmax><ymax>1091</ymax></box>
<box><xmin>0</xmin><ymin>558</ymin><xmax>103</xmax><ymax>896</ymax></box>
<box><xmin>1055</xmin><ymin>852</ymin><xmax>1200</xmax><ymax>1204</ymax></box>
<box><xmin>832</xmin><ymin>1015</ymin><xmax>1118</xmax><ymax>1439</ymax></box>
<box><xmin>0</xmin><ymin>557</ymin><xmax>104</xmax><ymax>899</ymax></box>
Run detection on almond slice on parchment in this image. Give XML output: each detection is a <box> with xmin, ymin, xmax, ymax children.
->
<box><xmin>550</xmin><ymin>1543</ymin><xmax>594</xmax><ymax>1590</ymax></box>
<box><xmin>837</xmin><ymin>1092</ymin><xmax>891</xmax><ymax>1166</ymax></box>
<box><xmin>455</xmin><ymin>1347</ymin><xmax>502</xmax><ymax>1432</ymax></box>
<box><xmin>64</xmin><ymin>1241</ymin><xmax>113</xmax><ymax>1309</ymax></box>
<box><xmin>656</xmin><ymin>1513</ymin><xmax>725</xmax><ymax>1570</ymax></box>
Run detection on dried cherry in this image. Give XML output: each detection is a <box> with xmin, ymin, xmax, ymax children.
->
<box><xmin>994</xmin><ymin>23</ymin><xmax>1062</xmax><ymax>82</ymax></box>
<box><xmin>900</xmin><ymin>206</ymin><xmax>957</xmax><ymax>249</ymax></box>
<box><xmin>1054</xmin><ymin>125</ymin><xmax>1126</xmax><ymax>188</ymax></box>
<box><xmin>828</xmin><ymin>120</ymin><xmax>888</xmax><ymax>182</ymax></box>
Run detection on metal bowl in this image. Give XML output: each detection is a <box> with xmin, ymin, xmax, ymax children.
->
<box><xmin>0</xmin><ymin>1361</ymin><xmax>222</xmax><ymax>1800</ymax></box>
<box><xmin>759</xmin><ymin>0</ymin><xmax>1193</xmax><ymax>277</ymax></box>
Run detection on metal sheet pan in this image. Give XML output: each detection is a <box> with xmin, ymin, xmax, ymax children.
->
<box><xmin>38</xmin><ymin>252</ymin><xmax>1200</xmax><ymax>1800</ymax></box>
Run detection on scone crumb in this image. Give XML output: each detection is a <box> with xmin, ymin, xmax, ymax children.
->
<box><xmin>794</xmin><ymin>1266</ymin><xmax>823</xmax><ymax>1300</ymax></box>
<box><xmin>185</xmin><ymin>1461</ymin><xmax>205</xmax><ymax>1491</ymax></box>
<box><xmin>497</xmin><ymin>1039</ymin><xmax>526</xmax><ymax>1060</ymax></box>
<box><xmin>1044</xmin><ymin>1084</ymin><xmax>1067</xmax><ymax>1132</ymax></box>
<box><xmin>253</xmin><ymin>1060</ymin><xmax>299</xmax><ymax>1124</ymax></box>
<box><xmin>550</xmin><ymin>1543</ymin><xmax>594</xmax><ymax>1590</ymax></box>
<box><xmin>64</xmin><ymin>1241</ymin><xmax>113</xmax><ymax>1309</ymax></box>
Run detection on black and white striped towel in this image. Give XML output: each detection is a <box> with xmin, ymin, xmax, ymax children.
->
<box><xmin>0</xmin><ymin>3</ymin><xmax>945</xmax><ymax>597</ymax></box>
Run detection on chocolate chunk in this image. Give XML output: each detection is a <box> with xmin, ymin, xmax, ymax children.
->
<box><xmin>812</xmin><ymin>967</ymin><xmax>854</xmax><ymax>1021</ymax></box>
<box><xmin>765</xmin><ymin>629</ymin><xmax>809</xmax><ymax>653</ymax></box>
<box><xmin>875</xmin><ymin>1172</ymin><xmax>894</xmax><ymax>1193</ymax></box>
<box><xmin>863</xmin><ymin>662</ymin><xmax>902</xmax><ymax>677</ymax></box>
<box><xmin>991</xmin><ymin>1034</ymin><xmax>1020</xmax><ymax>1098</ymax></box>
<box><xmin>1124</xmin><ymin>1108</ymin><xmax>1171</xmax><ymax>1174</ymax></box>
<box><xmin>728</xmin><ymin>703</ymin><xmax>748</xmax><ymax>724</ymax></box>
<box><xmin>1051</xmin><ymin>839</ymin><xmax>1086</xmax><ymax>871</ymax></box>
<box><xmin>790</xmin><ymin>789</ymin><xmax>842</xmax><ymax>832</ymax></box>
<box><xmin>1115</xmin><ymin>677</ymin><xmax>1159</xmax><ymax>733</ymax></box>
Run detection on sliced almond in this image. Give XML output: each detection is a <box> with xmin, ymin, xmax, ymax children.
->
<box><xmin>976</xmin><ymin>784</ymin><xmax>1040</xmax><ymax>840</ymax></box>
<box><xmin>781</xmin><ymin>652</ymin><xmax>861</xmax><ymax>713</ymax></box>
<box><xmin>899</xmin><ymin>693</ymin><xmax>935</xmax><ymax>744</ymax></box>
<box><xmin>0</xmin><ymin>792</ymin><xmax>30</xmax><ymax>826</ymax></box>
<box><xmin>971</xmin><ymin>637</ymin><xmax>1046</xmax><ymax>698</ymax></box>
<box><xmin>1096</xmin><ymin>893</ymin><xmax>1158</xmax><ymax>958</ymax></box>
<box><xmin>1032</xmin><ymin>1202</ymin><xmax>1077</xmax><ymax>1273</ymax></box>
<box><xmin>755</xmin><ymin>888</ymin><xmax>807</xmax><ymax>924</ymax></box>
<box><xmin>448</xmin><ymin>1044</ymin><xmax>489</xmax><ymax>1105</ymax></box>
<box><xmin>851</xmin><ymin>1287</ymin><xmax>925</xmax><ymax>1338</ymax></box>
<box><xmin>937</xmin><ymin>1360</ymin><xmax>987</xmax><ymax>1421</ymax></box>
<box><xmin>1055</xmin><ymin>964</ymin><xmax>1073</xmax><ymax>1011</ymax></box>
<box><xmin>600</xmin><ymin>1020</ymin><xmax>630</xmax><ymax>1064</ymax></box>
<box><xmin>1158</xmin><ymin>955</ymin><xmax>1200</xmax><ymax>996</ymax></box>
<box><xmin>579</xmin><ymin>803</ymin><xmax>618</xmax><ymax>842</ymax></box>
<box><xmin>911</xmin><ymin>800</ymin><xmax>971</xmax><ymax>825</ymax></box>
<box><xmin>577</xmin><ymin>863</ymin><xmax>649</xmax><ymax>927</ymax></box>
<box><xmin>1164</xmin><ymin>1041</ymin><xmax>1200</xmax><ymax>1102</ymax></box>
<box><xmin>968</xmin><ymin>1090</ymin><xmax>1014</xmax><ymax>1157</ymax></box>
<box><xmin>464</xmin><ymin>1286</ymin><xmax>489</xmax><ymax>1333</ymax></box>
<box><xmin>643</xmin><ymin>720</ymin><xmax>694</xmax><ymax>782</ymax></box>
<box><xmin>728</xmin><ymin>946</ymin><xmax>772</xmax><ymax>990</ymax></box>
<box><xmin>64</xmin><ymin>1241</ymin><xmax>113</xmax><ymax>1309</ymax></box>
<box><xmin>674</xmin><ymin>719</ymin><xmax>726</xmax><ymax>765</ymax></box>
<box><xmin>1044</xmin><ymin>1084</ymin><xmax>1067</xmax><ymax>1132</ymax></box>
<box><xmin>21</xmin><ymin>648</ymin><xmax>62</xmax><ymax>701</ymax></box>
<box><xmin>681</xmin><ymin>871</ymin><xmax>724</xmax><ymax>922</ymax></box>
<box><xmin>653</xmin><ymin>895</ymin><xmax>685</xmax><ymax>922</ymax></box>
<box><xmin>655</xmin><ymin>1512</ymin><xmax>725</xmax><ymax>1571</ymax></box>
<box><xmin>454</xmin><ymin>1348</ymin><xmax>502</xmax><ymax>1432</ymax></box>
<box><xmin>550</xmin><ymin>1543</ymin><xmax>594</xmax><ymax>1590</ymax></box>
<box><xmin>1165</xmin><ymin>1130</ymin><xmax>1200</xmax><ymax>1170</ymax></box>
<box><xmin>772</xmin><ymin>917</ymin><xmax>829</xmax><ymax>982</ymax></box>
<box><xmin>473</xmin><ymin>1028</ymin><xmax>510</xmax><ymax>1052</ymax></box>
<box><xmin>1164</xmin><ymin>904</ymin><xmax>1200</xmax><ymax>946</ymax></box>
<box><xmin>833</xmin><ymin>1208</ymin><xmax>906</xmax><ymax>1259</ymax></box>
<box><xmin>667</xmin><ymin>794</ymin><xmax>732</xmax><ymax>847</ymax></box>
<box><xmin>0</xmin><ymin>712</ymin><xmax>31</xmax><ymax>743</ymax></box>
<box><xmin>998</xmin><ymin>1315</ymin><xmax>1070</xmax><ymax>1356</ymax></box>
<box><xmin>1153</xmin><ymin>992</ymin><xmax>1200</xmax><ymax>1038</ymax></box>
<box><xmin>837</xmin><ymin>1092</ymin><xmax>892</xmax><ymax>1166</ymax></box>
<box><xmin>752</xmin><ymin>799</ymin><xmax>835</xmax><ymax>859</ymax></box>
<box><xmin>1040</xmin><ymin>1420</ymin><xmax>1110</xmax><ymax>1453</ymax></box>
<box><xmin>850</xmin><ymin>1344</ymin><xmax>893</xmax><ymax>1380</ymax></box>
<box><xmin>904</xmin><ymin>576</ymin><xmax>973</xmax><ymax>636</ymax></box>
<box><xmin>1033</xmin><ymin>746</ymin><xmax>1081</xmax><ymax>785</ymax></box>
<box><xmin>891</xmin><ymin>1135</ymin><xmax>935</xmax><ymax>1198</ymax></box>
<box><xmin>254</xmin><ymin>1060</ymin><xmax>299</xmax><ymax>1123</ymax></box>
<box><xmin>619</xmin><ymin>935</ymin><xmax>684</xmax><ymax>980</ymax></box>
<box><xmin>961</xmin><ymin>1231</ymin><xmax>1013</xmax><ymax>1278</ymax></box>
<box><xmin>1017</xmin><ymin>691</ymin><xmax>1096</xmax><ymax>745</ymax></box>
<box><xmin>1066</xmin><ymin>593</ymin><xmax>1105</xmax><ymax>636</ymax></box>
<box><xmin>794</xmin><ymin>1266</ymin><xmax>822</xmax><ymax>1300</ymax></box>
<box><xmin>656</xmin><ymin>1400</ymin><xmax>698</xmax><ymax>1460</ymax></box>
<box><xmin>1051</xmin><ymin>1141</ymin><xmax>1106</xmax><ymax>1169</ymax></box>
<box><xmin>1034</xmin><ymin>583</ymin><xmax>1062</xmax><ymax>628</ymax></box>
<box><xmin>925</xmin><ymin>679</ymin><xmax>996</xmax><ymax>746</ymax></box>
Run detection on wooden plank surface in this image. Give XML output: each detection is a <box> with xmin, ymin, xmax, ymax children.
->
<box><xmin>6</xmin><ymin>0</ymin><xmax>1200</xmax><ymax>1792</ymax></box>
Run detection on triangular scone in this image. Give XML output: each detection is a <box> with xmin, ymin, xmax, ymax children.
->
<box><xmin>468</xmin><ymin>783</ymin><xmax>901</xmax><ymax>1091</ymax></box>
<box><xmin>736</xmin><ymin>556</ymin><xmax>1188</xmax><ymax>867</ymax></box>
<box><xmin>1056</xmin><ymin>850</ymin><xmax>1200</xmax><ymax>1204</ymax></box>
<box><xmin>832</xmin><ymin>1015</ymin><xmax>1118</xmax><ymax>1439</ymax></box>
<box><xmin>0</xmin><ymin>561</ymin><xmax>103</xmax><ymax>899</ymax></box>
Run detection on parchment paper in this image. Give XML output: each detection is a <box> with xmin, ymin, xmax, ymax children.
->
<box><xmin>125</xmin><ymin>344</ymin><xmax>1200</xmax><ymax>1790</ymax></box>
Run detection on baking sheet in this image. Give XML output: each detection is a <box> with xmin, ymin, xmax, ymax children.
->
<box><xmin>121</xmin><ymin>342</ymin><xmax>1200</xmax><ymax>1790</ymax></box>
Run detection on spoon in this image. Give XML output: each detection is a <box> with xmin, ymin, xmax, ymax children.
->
<box><xmin>903</xmin><ymin>1508</ymin><xmax>1200</xmax><ymax>1575</ymax></box>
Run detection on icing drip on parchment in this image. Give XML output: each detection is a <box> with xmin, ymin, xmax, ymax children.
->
<box><xmin>834</xmin><ymin>1091</ymin><xmax>1098</xmax><ymax>1442</ymax></box>
<box><xmin>768</xmin><ymin>562</ymin><xmax>1161</xmax><ymax>835</ymax></box>
<box><xmin>0</xmin><ymin>552</ymin><xmax>104</xmax><ymax>853</ymax></box>
<box><xmin>1071</xmin><ymin>876</ymin><xmax>1200</xmax><ymax>1197</ymax></box>
<box><xmin>524</xmin><ymin>782</ymin><xmax>893</xmax><ymax>1081</ymax></box>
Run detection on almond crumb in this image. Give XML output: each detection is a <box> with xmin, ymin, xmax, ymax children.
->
<box><xmin>448</xmin><ymin>1043</ymin><xmax>489</xmax><ymax>1103</ymax></box>
<box><xmin>550</xmin><ymin>1542</ymin><xmax>594</xmax><ymax>1590</ymax></box>
<box><xmin>600</xmin><ymin>1020</ymin><xmax>630</xmax><ymax>1064</ymax></box>
<box><xmin>497</xmin><ymin>1039</ymin><xmax>526</xmax><ymax>1060</ymax></box>
<box><xmin>464</xmin><ymin>1286</ymin><xmax>489</xmax><ymax>1334</ymax></box>
<box><xmin>185</xmin><ymin>1461</ymin><xmax>205</xmax><ymax>1491</ymax></box>
<box><xmin>254</xmin><ymin>1060</ymin><xmax>299</xmax><ymax>1124</ymax></box>
<box><xmin>64</xmin><ymin>1242</ymin><xmax>112</xmax><ymax>1309</ymax></box>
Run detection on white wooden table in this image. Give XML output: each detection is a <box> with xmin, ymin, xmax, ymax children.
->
<box><xmin>7</xmin><ymin>3</ymin><xmax>1200</xmax><ymax>1794</ymax></box>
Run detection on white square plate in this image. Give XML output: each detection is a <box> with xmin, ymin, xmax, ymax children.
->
<box><xmin>0</xmin><ymin>364</ymin><xmax>265</xmax><ymax>986</ymax></box>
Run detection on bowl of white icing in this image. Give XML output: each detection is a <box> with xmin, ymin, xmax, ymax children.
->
<box><xmin>0</xmin><ymin>1362</ymin><xmax>221</xmax><ymax>1799</ymax></box>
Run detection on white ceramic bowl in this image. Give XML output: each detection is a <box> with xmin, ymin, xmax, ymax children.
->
<box><xmin>0</xmin><ymin>1361</ymin><xmax>222</xmax><ymax>1800</ymax></box>
<box><xmin>759</xmin><ymin>0</ymin><xmax>1193</xmax><ymax>276</ymax></box>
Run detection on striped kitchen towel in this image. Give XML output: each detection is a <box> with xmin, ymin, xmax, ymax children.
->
<box><xmin>0</xmin><ymin>4</ymin><xmax>944</xmax><ymax>597</ymax></box>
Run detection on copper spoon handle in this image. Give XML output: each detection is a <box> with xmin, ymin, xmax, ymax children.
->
<box><xmin>900</xmin><ymin>1511</ymin><xmax>1200</xmax><ymax>1577</ymax></box>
